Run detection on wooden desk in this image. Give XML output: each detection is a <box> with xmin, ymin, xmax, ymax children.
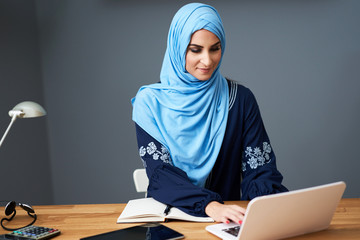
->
<box><xmin>1</xmin><ymin>199</ymin><xmax>359</xmax><ymax>239</ymax></box>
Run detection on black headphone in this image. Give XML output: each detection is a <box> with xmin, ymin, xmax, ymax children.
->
<box><xmin>1</xmin><ymin>201</ymin><xmax>37</xmax><ymax>231</ymax></box>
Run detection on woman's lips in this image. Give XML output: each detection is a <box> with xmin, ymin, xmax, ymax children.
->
<box><xmin>198</xmin><ymin>68</ymin><xmax>211</xmax><ymax>73</ymax></box>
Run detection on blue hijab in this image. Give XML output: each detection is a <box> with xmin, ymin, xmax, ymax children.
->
<box><xmin>132</xmin><ymin>3</ymin><xmax>229</xmax><ymax>187</ymax></box>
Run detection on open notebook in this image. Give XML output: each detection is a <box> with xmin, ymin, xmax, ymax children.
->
<box><xmin>206</xmin><ymin>181</ymin><xmax>346</xmax><ymax>240</ymax></box>
<box><xmin>117</xmin><ymin>197</ymin><xmax>213</xmax><ymax>223</ymax></box>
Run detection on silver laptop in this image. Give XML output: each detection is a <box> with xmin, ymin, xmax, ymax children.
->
<box><xmin>206</xmin><ymin>181</ymin><xmax>346</xmax><ymax>240</ymax></box>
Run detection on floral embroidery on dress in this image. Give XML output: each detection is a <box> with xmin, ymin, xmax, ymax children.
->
<box><xmin>139</xmin><ymin>142</ymin><xmax>172</xmax><ymax>165</ymax></box>
<box><xmin>243</xmin><ymin>142</ymin><xmax>272</xmax><ymax>171</ymax></box>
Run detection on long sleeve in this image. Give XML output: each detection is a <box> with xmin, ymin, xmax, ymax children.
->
<box><xmin>135</xmin><ymin>123</ymin><xmax>223</xmax><ymax>217</ymax></box>
<box><xmin>239</xmin><ymin>88</ymin><xmax>288</xmax><ymax>200</ymax></box>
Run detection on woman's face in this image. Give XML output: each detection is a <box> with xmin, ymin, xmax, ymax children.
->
<box><xmin>185</xmin><ymin>29</ymin><xmax>222</xmax><ymax>81</ymax></box>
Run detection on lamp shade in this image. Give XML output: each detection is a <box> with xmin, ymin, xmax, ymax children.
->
<box><xmin>9</xmin><ymin>101</ymin><xmax>46</xmax><ymax>118</ymax></box>
<box><xmin>1</xmin><ymin>101</ymin><xmax>46</xmax><ymax>148</ymax></box>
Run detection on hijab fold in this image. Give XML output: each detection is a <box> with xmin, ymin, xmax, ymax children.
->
<box><xmin>132</xmin><ymin>3</ymin><xmax>228</xmax><ymax>187</ymax></box>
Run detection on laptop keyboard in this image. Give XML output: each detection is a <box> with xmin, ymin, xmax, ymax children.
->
<box><xmin>223</xmin><ymin>225</ymin><xmax>241</xmax><ymax>237</ymax></box>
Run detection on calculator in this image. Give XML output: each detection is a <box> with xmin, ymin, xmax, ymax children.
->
<box><xmin>4</xmin><ymin>226</ymin><xmax>60</xmax><ymax>239</ymax></box>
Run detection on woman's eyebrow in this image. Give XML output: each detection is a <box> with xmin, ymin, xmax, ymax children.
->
<box><xmin>212</xmin><ymin>41</ymin><xmax>221</xmax><ymax>47</ymax></box>
<box><xmin>188</xmin><ymin>44</ymin><xmax>203</xmax><ymax>48</ymax></box>
<box><xmin>188</xmin><ymin>41</ymin><xmax>221</xmax><ymax>48</ymax></box>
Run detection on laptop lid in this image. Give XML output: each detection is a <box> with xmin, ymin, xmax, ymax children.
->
<box><xmin>206</xmin><ymin>181</ymin><xmax>346</xmax><ymax>240</ymax></box>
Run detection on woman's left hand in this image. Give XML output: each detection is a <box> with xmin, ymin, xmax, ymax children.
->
<box><xmin>205</xmin><ymin>201</ymin><xmax>246</xmax><ymax>224</ymax></box>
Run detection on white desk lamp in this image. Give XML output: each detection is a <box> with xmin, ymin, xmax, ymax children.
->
<box><xmin>0</xmin><ymin>101</ymin><xmax>46</xmax><ymax>148</ymax></box>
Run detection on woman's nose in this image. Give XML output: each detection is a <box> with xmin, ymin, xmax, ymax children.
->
<box><xmin>200</xmin><ymin>52</ymin><xmax>211</xmax><ymax>66</ymax></box>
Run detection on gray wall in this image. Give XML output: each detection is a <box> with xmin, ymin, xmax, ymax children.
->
<box><xmin>1</xmin><ymin>0</ymin><xmax>359</xmax><ymax>206</ymax></box>
<box><xmin>0</xmin><ymin>0</ymin><xmax>52</xmax><ymax>205</ymax></box>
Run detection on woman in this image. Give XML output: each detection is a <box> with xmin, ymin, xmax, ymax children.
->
<box><xmin>131</xmin><ymin>3</ymin><xmax>287</xmax><ymax>224</ymax></box>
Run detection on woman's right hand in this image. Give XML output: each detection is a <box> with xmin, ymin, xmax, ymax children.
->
<box><xmin>205</xmin><ymin>201</ymin><xmax>246</xmax><ymax>224</ymax></box>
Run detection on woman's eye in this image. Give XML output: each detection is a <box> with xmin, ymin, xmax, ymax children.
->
<box><xmin>189</xmin><ymin>48</ymin><xmax>201</xmax><ymax>53</ymax></box>
<box><xmin>211</xmin><ymin>46</ymin><xmax>221</xmax><ymax>52</ymax></box>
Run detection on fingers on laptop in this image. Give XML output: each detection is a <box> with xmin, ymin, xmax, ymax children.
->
<box><xmin>222</xmin><ymin>205</ymin><xmax>246</xmax><ymax>224</ymax></box>
<box><xmin>205</xmin><ymin>201</ymin><xmax>246</xmax><ymax>224</ymax></box>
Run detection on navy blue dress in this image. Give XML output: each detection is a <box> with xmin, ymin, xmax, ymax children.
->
<box><xmin>135</xmin><ymin>80</ymin><xmax>288</xmax><ymax>217</ymax></box>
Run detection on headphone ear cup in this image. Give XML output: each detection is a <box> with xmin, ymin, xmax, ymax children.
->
<box><xmin>19</xmin><ymin>203</ymin><xmax>35</xmax><ymax>214</ymax></box>
<box><xmin>4</xmin><ymin>201</ymin><xmax>16</xmax><ymax>216</ymax></box>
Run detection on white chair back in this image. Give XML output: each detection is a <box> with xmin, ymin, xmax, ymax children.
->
<box><xmin>133</xmin><ymin>168</ymin><xmax>149</xmax><ymax>196</ymax></box>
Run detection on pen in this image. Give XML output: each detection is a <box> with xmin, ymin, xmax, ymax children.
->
<box><xmin>164</xmin><ymin>205</ymin><xmax>172</xmax><ymax>216</ymax></box>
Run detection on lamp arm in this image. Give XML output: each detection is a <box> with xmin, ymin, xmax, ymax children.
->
<box><xmin>0</xmin><ymin>114</ymin><xmax>19</xmax><ymax>148</ymax></box>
